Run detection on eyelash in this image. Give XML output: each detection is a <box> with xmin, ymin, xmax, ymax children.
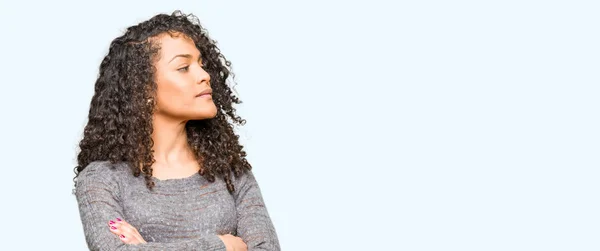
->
<box><xmin>177</xmin><ymin>61</ymin><xmax>205</xmax><ymax>73</ymax></box>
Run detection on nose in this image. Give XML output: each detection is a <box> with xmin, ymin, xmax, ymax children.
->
<box><xmin>196</xmin><ymin>66</ymin><xmax>211</xmax><ymax>86</ymax></box>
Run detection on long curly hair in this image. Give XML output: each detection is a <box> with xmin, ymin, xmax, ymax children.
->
<box><xmin>73</xmin><ymin>10</ymin><xmax>251</xmax><ymax>194</ymax></box>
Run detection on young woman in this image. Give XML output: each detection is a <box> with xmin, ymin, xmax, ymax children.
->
<box><xmin>73</xmin><ymin>11</ymin><xmax>280</xmax><ymax>251</ymax></box>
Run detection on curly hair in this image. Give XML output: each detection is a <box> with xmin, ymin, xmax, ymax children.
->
<box><xmin>73</xmin><ymin>10</ymin><xmax>251</xmax><ymax>194</ymax></box>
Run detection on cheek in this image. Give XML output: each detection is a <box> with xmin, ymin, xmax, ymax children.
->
<box><xmin>155</xmin><ymin>78</ymin><xmax>194</xmax><ymax>110</ymax></box>
<box><xmin>157</xmin><ymin>91</ymin><xmax>195</xmax><ymax>112</ymax></box>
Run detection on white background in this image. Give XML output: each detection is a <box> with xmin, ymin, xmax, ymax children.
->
<box><xmin>0</xmin><ymin>0</ymin><xmax>598</xmax><ymax>250</ymax></box>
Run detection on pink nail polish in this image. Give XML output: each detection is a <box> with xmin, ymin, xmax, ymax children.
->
<box><xmin>109</xmin><ymin>221</ymin><xmax>115</xmax><ymax>225</ymax></box>
<box><xmin>116</xmin><ymin>218</ymin><xmax>122</xmax><ymax>222</ymax></box>
<box><xmin>111</xmin><ymin>226</ymin><xmax>117</xmax><ymax>230</ymax></box>
<box><xmin>120</xmin><ymin>234</ymin><xmax>125</xmax><ymax>239</ymax></box>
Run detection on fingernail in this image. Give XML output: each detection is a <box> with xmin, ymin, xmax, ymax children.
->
<box><xmin>111</xmin><ymin>226</ymin><xmax>117</xmax><ymax>230</ymax></box>
<box><xmin>116</xmin><ymin>218</ymin><xmax>122</xmax><ymax>222</ymax></box>
<box><xmin>109</xmin><ymin>221</ymin><xmax>115</xmax><ymax>225</ymax></box>
<box><xmin>120</xmin><ymin>234</ymin><xmax>125</xmax><ymax>239</ymax></box>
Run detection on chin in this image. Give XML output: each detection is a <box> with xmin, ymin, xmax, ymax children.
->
<box><xmin>192</xmin><ymin>109</ymin><xmax>218</xmax><ymax>120</ymax></box>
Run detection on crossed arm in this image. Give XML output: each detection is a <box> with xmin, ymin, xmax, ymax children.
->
<box><xmin>75</xmin><ymin>167</ymin><xmax>280</xmax><ymax>251</ymax></box>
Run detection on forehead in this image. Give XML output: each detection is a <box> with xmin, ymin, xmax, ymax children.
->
<box><xmin>155</xmin><ymin>32</ymin><xmax>200</xmax><ymax>59</ymax></box>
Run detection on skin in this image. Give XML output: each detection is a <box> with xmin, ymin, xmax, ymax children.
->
<box><xmin>106</xmin><ymin>33</ymin><xmax>247</xmax><ymax>251</ymax></box>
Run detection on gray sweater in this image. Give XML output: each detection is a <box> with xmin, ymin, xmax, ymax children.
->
<box><xmin>75</xmin><ymin>161</ymin><xmax>280</xmax><ymax>250</ymax></box>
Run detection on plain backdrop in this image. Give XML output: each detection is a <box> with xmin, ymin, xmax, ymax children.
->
<box><xmin>0</xmin><ymin>0</ymin><xmax>598</xmax><ymax>250</ymax></box>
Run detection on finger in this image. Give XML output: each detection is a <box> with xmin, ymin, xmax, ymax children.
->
<box><xmin>115</xmin><ymin>222</ymin><xmax>145</xmax><ymax>244</ymax></box>
<box><xmin>238</xmin><ymin>237</ymin><xmax>248</xmax><ymax>248</ymax></box>
<box><xmin>119</xmin><ymin>233</ymin><xmax>135</xmax><ymax>244</ymax></box>
<box><xmin>117</xmin><ymin>223</ymin><xmax>137</xmax><ymax>236</ymax></box>
<box><xmin>116</xmin><ymin>226</ymin><xmax>138</xmax><ymax>244</ymax></box>
<box><xmin>109</xmin><ymin>219</ymin><xmax>128</xmax><ymax>232</ymax></box>
<box><xmin>132</xmin><ymin>232</ymin><xmax>147</xmax><ymax>244</ymax></box>
<box><xmin>120</xmin><ymin>230</ymin><xmax>145</xmax><ymax>244</ymax></box>
<box><xmin>112</xmin><ymin>221</ymin><xmax>134</xmax><ymax>233</ymax></box>
<box><xmin>110</xmin><ymin>222</ymin><xmax>136</xmax><ymax>239</ymax></box>
<box><xmin>116</xmin><ymin>218</ymin><xmax>133</xmax><ymax>228</ymax></box>
<box><xmin>115</xmin><ymin>220</ymin><xmax>140</xmax><ymax>234</ymax></box>
<box><xmin>108</xmin><ymin>220</ymin><xmax>122</xmax><ymax>236</ymax></box>
<box><xmin>111</xmin><ymin>218</ymin><xmax>146</xmax><ymax>244</ymax></box>
<box><xmin>116</xmin><ymin>218</ymin><xmax>131</xmax><ymax>227</ymax></box>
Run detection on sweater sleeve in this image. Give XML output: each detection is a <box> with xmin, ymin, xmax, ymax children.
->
<box><xmin>233</xmin><ymin>170</ymin><xmax>281</xmax><ymax>251</ymax></box>
<box><xmin>75</xmin><ymin>162</ymin><xmax>226</xmax><ymax>251</ymax></box>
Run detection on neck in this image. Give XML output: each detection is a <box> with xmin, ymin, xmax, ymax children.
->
<box><xmin>151</xmin><ymin>115</ymin><xmax>194</xmax><ymax>165</ymax></box>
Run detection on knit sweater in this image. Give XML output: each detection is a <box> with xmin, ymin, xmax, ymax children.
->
<box><xmin>75</xmin><ymin>161</ymin><xmax>280</xmax><ymax>250</ymax></box>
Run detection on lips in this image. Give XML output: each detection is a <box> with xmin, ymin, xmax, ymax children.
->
<box><xmin>196</xmin><ymin>89</ymin><xmax>212</xmax><ymax>97</ymax></box>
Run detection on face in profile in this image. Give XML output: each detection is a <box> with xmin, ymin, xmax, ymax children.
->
<box><xmin>152</xmin><ymin>32</ymin><xmax>217</xmax><ymax>121</ymax></box>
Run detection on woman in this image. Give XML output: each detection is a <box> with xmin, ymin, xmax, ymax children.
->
<box><xmin>73</xmin><ymin>11</ymin><xmax>280</xmax><ymax>251</ymax></box>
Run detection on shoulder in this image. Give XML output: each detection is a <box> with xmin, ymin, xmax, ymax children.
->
<box><xmin>231</xmin><ymin>169</ymin><xmax>260</xmax><ymax>191</ymax></box>
<box><xmin>231</xmin><ymin>168</ymin><xmax>255</xmax><ymax>183</ymax></box>
<box><xmin>76</xmin><ymin>161</ymin><xmax>131</xmax><ymax>187</ymax></box>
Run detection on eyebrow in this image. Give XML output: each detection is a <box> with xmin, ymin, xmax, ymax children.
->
<box><xmin>169</xmin><ymin>54</ymin><xmax>192</xmax><ymax>63</ymax></box>
<box><xmin>168</xmin><ymin>53</ymin><xmax>202</xmax><ymax>63</ymax></box>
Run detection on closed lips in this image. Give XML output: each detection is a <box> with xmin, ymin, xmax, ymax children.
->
<box><xmin>196</xmin><ymin>89</ymin><xmax>212</xmax><ymax>96</ymax></box>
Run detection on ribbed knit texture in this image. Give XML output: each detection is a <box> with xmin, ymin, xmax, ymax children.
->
<box><xmin>75</xmin><ymin>161</ymin><xmax>280</xmax><ymax>250</ymax></box>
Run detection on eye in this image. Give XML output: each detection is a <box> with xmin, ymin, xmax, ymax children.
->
<box><xmin>177</xmin><ymin>66</ymin><xmax>190</xmax><ymax>72</ymax></box>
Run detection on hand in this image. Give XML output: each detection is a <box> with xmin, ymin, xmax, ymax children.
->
<box><xmin>108</xmin><ymin>218</ymin><xmax>147</xmax><ymax>245</ymax></box>
<box><xmin>218</xmin><ymin>234</ymin><xmax>247</xmax><ymax>251</ymax></box>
